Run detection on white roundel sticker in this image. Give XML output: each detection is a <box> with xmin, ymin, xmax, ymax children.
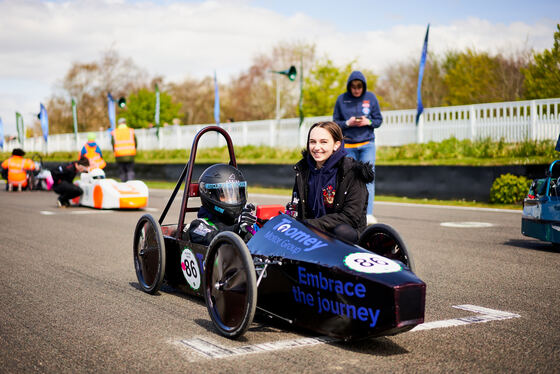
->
<box><xmin>181</xmin><ymin>248</ymin><xmax>201</xmax><ymax>290</ymax></box>
<box><xmin>344</xmin><ymin>252</ymin><xmax>402</xmax><ymax>274</ymax></box>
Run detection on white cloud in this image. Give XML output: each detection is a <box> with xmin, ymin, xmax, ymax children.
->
<box><xmin>0</xmin><ymin>0</ymin><xmax>556</xmax><ymax>135</ymax></box>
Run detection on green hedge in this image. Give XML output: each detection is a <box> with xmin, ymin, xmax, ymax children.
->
<box><xmin>489</xmin><ymin>173</ymin><xmax>532</xmax><ymax>204</ymax></box>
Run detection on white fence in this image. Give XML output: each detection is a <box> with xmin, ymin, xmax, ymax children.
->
<box><xmin>6</xmin><ymin>98</ymin><xmax>560</xmax><ymax>153</ymax></box>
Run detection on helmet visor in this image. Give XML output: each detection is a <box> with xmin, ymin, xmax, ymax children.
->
<box><xmin>200</xmin><ymin>181</ymin><xmax>247</xmax><ymax>205</ymax></box>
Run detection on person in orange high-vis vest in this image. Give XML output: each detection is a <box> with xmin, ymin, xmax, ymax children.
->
<box><xmin>80</xmin><ymin>133</ymin><xmax>106</xmax><ymax>170</ymax></box>
<box><xmin>111</xmin><ymin>118</ymin><xmax>137</xmax><ymax>182</ymax></box>
<box><xmin>1</xmin><ymin>148</ymin><xmax>36</xmax><ymax>191</ymax></box>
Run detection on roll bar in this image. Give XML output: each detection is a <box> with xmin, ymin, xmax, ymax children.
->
<box><xmin>158</xmin><ymin>126</ymin><xmax>237</xmax><ymax>238</ymax></box>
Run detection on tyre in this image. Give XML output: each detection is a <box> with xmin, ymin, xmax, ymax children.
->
<box><xmin>203</xmin><ymin>231</ymin><xmax>257</xmax><ymax>339</ymax></box>
<box><xmin>358</xmin><ymin>223</ymin><xmax>415</xmax><ymax>272</ymax></box>
<box><xmin>133</xmin><ymin>214</ymin><xmax>166</xmax><ymax>294</ymax></box>
<box><xmin>28</xmin><ymin>174</ymin><xmax>36</xmax><ymax>191</ymax></box>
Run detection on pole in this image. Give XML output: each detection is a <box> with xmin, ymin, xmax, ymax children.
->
<box><xmin>275</xmin><ymin>74</ymin><xmax>280</xmax><ymax>124</ymax></box>
<box><xmin>72</xmin><ymin>98</ymin><xmax>79</xmax><ymax>147</ymax></box>
<box><xmin>155</xmin><ymin>84</ymin><xmax>160</xmax><ymax>138</ymax></box>
<box><xmin>298</xmin><ymin>55</ymin><xmax>304</xmax><ymax>128</ymax></box>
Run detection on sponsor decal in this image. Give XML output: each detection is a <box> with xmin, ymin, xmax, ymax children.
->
<box><xmin>192</xmin><ymin>223</ymin><xmax>212</xmax><ymax>236</ymax></box>
<box><xmin>343</xmin><ymin>252</ymin><xmax>402</xmax><ymax>274</ymax></box>
<box><xmin>204</xmin><ymin>181</ymin><xmax>247</xmax><ymax>189</ymax></box>
<box><xmin>263</xmin><ymin>218</ymin><xmax>328</xmax><ymax>254</ymax></box>
<box><xmin>292</xmin><ymin>266</ymin><xmax>380</xmax><ymax>328</ymax></box>
<box><xmin>181</xmin><ymin>247</ymin><xmax>201</xmax><ymax>290</ymax></box>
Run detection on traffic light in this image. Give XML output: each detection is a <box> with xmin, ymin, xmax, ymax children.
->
<box><xmin>118</xmin><ymin>97</ymin><xmax>126</xmax><ymax>108</ymax></box>
<box><xmin>277</xmin><ymin>65</ymin><xmax>297</xmax><ymax>81</ymax></box>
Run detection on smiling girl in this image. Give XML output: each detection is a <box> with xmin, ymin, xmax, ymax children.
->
<box><xmin>291</xmin><ymin>121</ymin><xmax>374</xmax><ymax>243</ymax></box>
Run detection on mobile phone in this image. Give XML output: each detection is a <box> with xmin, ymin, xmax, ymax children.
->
<box><xmin>355</xmin><ymin>115</ymin><xmax>362</xmax><ymax>121</ymax></box>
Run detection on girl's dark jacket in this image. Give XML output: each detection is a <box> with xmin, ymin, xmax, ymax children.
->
<box><xmin>292</xmin><ymin>150</ymin><xmax>374</xmax><ymax>234</ymax></box>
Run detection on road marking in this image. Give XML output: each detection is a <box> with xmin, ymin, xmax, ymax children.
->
<box><xmin>375</xmin><ymin>201</ymin><xmax>521</xmax><ymax>214</ymax></box>
<box><xmin>180</xmin><ymin>336</ymin><xmax>337</xmax><ymax>359</ymax></box>
<box><xmin>40</xmin><ymin>208</ymin><xmax>155</xmax><ymax>215</ymax></box>
<box><xmin>40</xmin><ymin>210</ymin><xmax>112</xmax><ymax>215</ymax></box>
<box><xmin>411</xmin><ymin>304</ymin><xmax>520</xmax><ymax>331</ymax></box>
<box><xmin>178</xmin><ymin>304</ymin><xmax>520</xmax><ymax>359</ymax></box>
<box><xmin>440</xmin><ymin>221</ymin><xmax>494</xmax><ymax>228</ymax></box>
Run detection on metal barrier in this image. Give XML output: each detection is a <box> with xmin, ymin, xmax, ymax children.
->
<box><xmin>6</xmin><ymin>98</ymin><xmax>560</xmax><ymax>152</ymax></box>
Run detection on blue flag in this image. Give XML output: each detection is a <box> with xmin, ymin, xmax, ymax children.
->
<box><xmin>40</xmin><ymin>103</ymin><xmax>49</xmax><ymax>143</ymax></box>
<box><xmin>107</xmin><ymin>92</ymin><xmax>116</xmax><ymax>131</ymax></box>
<box><xmin>416</xmin><ymin>24</ymin><xmax>430</xmax><ymax>125</ymax></box>
<box><xmin>0</xmin><ymin>117</ymin><xmax>4</xmax><ymax>149</ymax></box>
<box><xmin>214</xmin><ymin>71</ymin><xmax>220</xmax><ymax>125</ymax></box>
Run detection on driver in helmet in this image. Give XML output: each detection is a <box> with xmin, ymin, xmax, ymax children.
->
<box><xmin>187</xmin><ymin>164</ymin><xmax>257</xmax><ymax>245</ymax></box>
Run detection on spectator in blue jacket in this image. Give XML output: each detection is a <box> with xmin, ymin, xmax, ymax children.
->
<box><xmin>333</xmin><ymin>70</ymin><xmax>382</xmax><ymax>224</ymax></box>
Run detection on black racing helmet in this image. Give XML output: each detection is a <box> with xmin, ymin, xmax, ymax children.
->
<box><xmin>198</xmin><ymin>164</ymin><xmax>247</xmax><ymax>222</ymax></box>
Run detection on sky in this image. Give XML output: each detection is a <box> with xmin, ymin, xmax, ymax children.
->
<box><xmin>1</xmin><ymin>0</ymin><xmax>558</xmax><ymax>136</ymax></box>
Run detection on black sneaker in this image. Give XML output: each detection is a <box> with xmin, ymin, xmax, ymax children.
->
<box><xmin>57</xmin><ymin>199</ymin><xmax>70</xmax><ymax>208</ymax></box>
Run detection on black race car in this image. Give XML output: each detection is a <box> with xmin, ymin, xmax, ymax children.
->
<box><xmin>133</xmin><ymin>126</ymin><xmax>425</xmax><ymax>340</ymax></box>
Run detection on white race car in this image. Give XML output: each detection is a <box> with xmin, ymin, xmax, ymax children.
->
<box><xmin>71</xmin><ymin>168</ymin><xmax>149</xmax><ymax>209</ymax></box>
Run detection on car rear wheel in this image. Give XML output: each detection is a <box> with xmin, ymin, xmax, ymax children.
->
<box><xmin>203</xmin><ymin>231</ymin><xmax>257</xmax><ymax>339</ymax></box>
<box><xmin>358</xmin><ymin>223</ymin><xmax>415</xmax><ymax>272</ymax></box>
<box><xmin>133</xmin><ymin>214</ymin><xmax>166</xmax><ymax>294</ymax></box>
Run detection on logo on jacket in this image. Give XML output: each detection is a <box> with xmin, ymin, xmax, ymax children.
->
<box><xmin>322</xmin><ymin>185</ymin><xmax>335</xmax><ymax>207</ymax></box>
<box><xmin>362</xmin><ymin>100</ymin><xmax>370</xmax><ymax>115</ymax></box>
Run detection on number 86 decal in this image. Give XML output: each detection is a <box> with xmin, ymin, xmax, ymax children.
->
<box><xmin>344</xmin><ymin>252</ymin><xmax>402</xmax><ymax>274</ymax></box>
<box><xmin>181</xmin><ymin>248</ymin><xmax>201</xmax><ymax>289</ymax></box>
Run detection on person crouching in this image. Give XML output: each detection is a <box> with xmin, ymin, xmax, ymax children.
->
<box><xmin>50</xmin><ymin>157</ymin><xmax>90</xmax><ymax>207</ymax></box>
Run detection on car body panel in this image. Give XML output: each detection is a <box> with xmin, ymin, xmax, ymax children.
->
<box><xmin>161</xmin><ymin>214</ymin><xmax>425</xmax><ymax>340</ymax></box>
<box><xmin>522</xmin><ymin>160</ymin><xmax>560</xmax><ymax>244</ymax></box>
<box><xmin>72</xmin><ymin>169</ymin><xmax>149</xmax><ymax>209</ymax></box>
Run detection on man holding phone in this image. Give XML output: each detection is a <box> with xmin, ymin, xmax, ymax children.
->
<box><xmin>333</xmin><ymin>70</ymin><xmax>383</xmax><ymax>225</ymax></box>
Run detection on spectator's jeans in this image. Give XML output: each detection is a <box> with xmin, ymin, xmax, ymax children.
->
<box><xmin>117</xmin><ymin>161</ymin><xmax>135</xmax><ymax>182</ymax></box>
<box><xmin>344</xmin><ymin>141</ymin><xmax>375</xmax><ymax>215</ymax></box>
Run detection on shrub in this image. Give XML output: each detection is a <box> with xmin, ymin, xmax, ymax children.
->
<box><xmin>489</xmin><ymin>173</ymin><xmax>532</xmax><ymax>204</ymax></box>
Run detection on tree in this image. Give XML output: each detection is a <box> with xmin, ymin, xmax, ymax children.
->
<box><xmin>168</xmin><ymin>76</ymin><xmax>216</xmax><ymax>125</ymax></box>
<box><xmin>302</xmin><ymin>59</ymin><xmax>379</xmax><ymax>117</ymax></box>
<box><xmin>443</xmin><ymin>48</ymin><xmax>529</xmax><ymax>105</ymax></box>
<box><xmin>122</xmin><ymin>88</ymin><xmax>181</xmax><ymax>128</ymax></box>
<box><xmin>443</xmin><ymin>49</ymin><xmax>501</xmax><ymax>105</ymax></box>
<box><xmin>523</xmin><ymin>24</ymin><xmax>560</xmax><ymax>99</ymax></box>
<box><xmin>492</xmin><ymin>48</ymin><xmax>530</xmax><ymax>102</ymax></box>
<box><xmin>167</xmin><ymin>41</ymin><xmax>317</xmax><ymax>125</ymax></box>
<box><xmin>376</xmin><ymin>54</ymin><xmax>447</xmax><ymax>110</ymax></box>
<box><xmin>221</xmin><ymin>56</ymin><xmax>276</xmax><ymax>122</ymax></box>
<box><xmin>46</xmin><ymin>48</ymin><xmax>148</xmax><ymax>134</ymax></box>
<box><xmin>221</xmin><ymin>41</ymin><xmax>316</xmax><ymax>122</ymax></box>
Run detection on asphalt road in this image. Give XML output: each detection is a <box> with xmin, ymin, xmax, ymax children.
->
<box><xmin>0</xmin><ymin>187</ymin><xmax>558</xmax><ymax>373</ymax></box>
